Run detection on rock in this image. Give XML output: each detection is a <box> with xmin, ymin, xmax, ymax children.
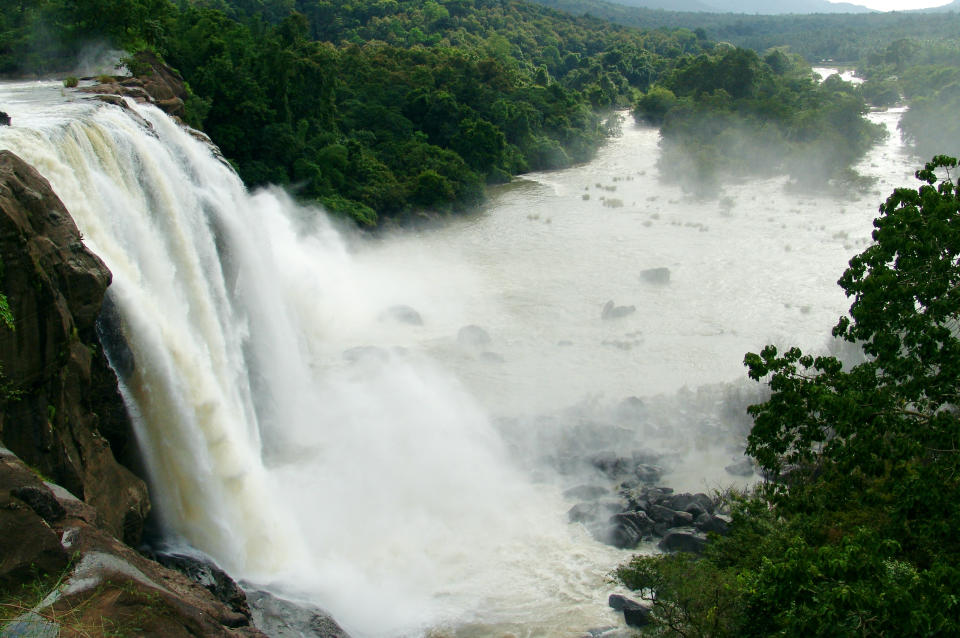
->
<box><xmin>588</xmin><ymin>451</ymin><xmax>632</xmax><ymax>478</ymax></box>
<box><xmin>457</xmin><ymin>324</ymin><xmax>491</xmax><ymax>347</ymax></box>
<box><xmin>695</xmin><ymin>513</ymin><xmax>732</xmax><ymax>535</ymax></box>
<box><xmin>154</xmin><ymin>552</ymin><xmax>251</xmax><ymax>619</ymax></box>
<box><xmin>379</xmin><ymin>304</ymin><xmax>423</xmax><ymax>326</ymax></box>
<box><xmin>0</xmin><ymin>449</ymin><xmax>70</xmax><ymax>593</ymax></box>
<box><xmin>623</xmin><ymin>604</ymin><xmax>653</xmax><ymax>628</ymax></box>
<box><xmin>601</xmin><ymin>300</ymin><xmax>636</xmax><ymax>320</ymax></box>
<box><xmin>605</xmin><ymin>511</ymin><xmax>655</xmax><ymax>548</ymax></box>
<box><xmin>640</xmin><ymin>267</ymin><xmax>671</xmax><ymax>284</ymax></box>
<box><xmin>10</xmin><ymin>485</ymin><xmax>66</xmax><ymax>524</ymax></box>
<box><xmin>342</xmin><ymin>345</ymin><xmax>388</xmax><ymax>363</ymax></box>
<box><xmin>658</xmin><ymin>528</ymin><xmax>708</xmax><ymax>554</ymax></box>
<box><xmin>664</xmin><ymin>492</ymin><xmax>714</xmax><ymax>515</ymax></box>
<box><xmin>634</xmin><ymin>463</ymin><xmax>663</xmax><ymax>483</ymax></box>
<box><xmin>647</xmin><ymin>504</ymin><xmax>693</xmax><ymax>527</ymax></box>
<box><xmin>0</xmin><ymin>151</ymin><xmax>149</xmax><ymax>545</ymax></box>
<box><xmin>78</xmin><ymin>50</ymin><xmax>189</xmax><ymax>118</ymax></box>
<box><xmin>0</xmin><ymin>111</ymin><xmax>10</xmax><ymax>126</ymax></box>
<box><xmin>725</xmin><ymin>458</ymin><xmax>755</xmax><ymax>477</ymax></box>
<box><xmin>567</xmin><ymin>499</ymin><xmax>623</xmax><ymax>524</ymax></box>
<box><xmin>246</xmin><ymin>589</ymin><xmax>351</xmax><ymax>638</ymax></box>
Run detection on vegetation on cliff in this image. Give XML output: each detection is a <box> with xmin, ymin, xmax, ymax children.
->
<box><xmin>616</xmin><ymin>156</ymin><xmax>960</xmax><ymax>636</ymax></box>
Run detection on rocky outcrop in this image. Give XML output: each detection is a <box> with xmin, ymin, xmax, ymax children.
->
<box><xmin>0</xmin><ymin>150</ymin><xmax>149</xmax><ymax>545</ymax></box>
<box><xmin>0</xmin><ymin>447</ymin><xmax>267</xmax><ymax>637</ymax></box>
<box><xmin>79</xmin><ymin>50</ymin><xmax>189</xmax><ymax>118</ymax></box>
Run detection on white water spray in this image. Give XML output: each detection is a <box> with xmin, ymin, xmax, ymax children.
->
<box><xmin>0</xmin><ymin>82</ymin><xmax>626</xmax><ymax>637</ymax></box>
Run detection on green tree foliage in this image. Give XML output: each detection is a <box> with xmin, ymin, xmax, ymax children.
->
<box><xmin>616</xmin><ymin>157</ymin><xmax>960</xmax><ymax>637</ymax></box>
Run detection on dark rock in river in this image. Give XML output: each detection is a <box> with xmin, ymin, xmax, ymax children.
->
<box><xmin>605</xmin><ymin>511</ymin><xmax>655</xmax><ymax>548</ymax></box>
<box><xmin>246</xmin><ymin>589</ymin><xmax>351</xmax><ymax>638</ymax></box>
<box><xmin>379</xmin><ymin>304</ymin><xmax>423</xmax><ymax>325</ymax></box>
<box><xmin>609</xmin><ymin>593</ymin><xmax>653</xmax><ymax>628</ymax></box>
<box><xmin>0</xmin><ymin>111</ymin><xmax>10</xmax><ymax>126</ymax></box>
<box><xmin>623</xmin><ymin>604</ymin><xmax>652</xmax><ymax>628</ymax></box>
<box><xmin>695</xmin><ymin>513</ymin><xmax>732</xmax><ymax>535</ymax></box>
<box><xmin>601</xmin><ymin>300</ymin><xmax>636</xmax><ymax>320</ymax></box>
<box><xmin>640</xmin><ymin>267</ymin><xmax>671</xmax><ymax>284</ymax></box>
<box><xmin>658</xmin><ymin>528</ymin><xmax>708</xmax><ymax>554</ymax></box>
<box><xmin>457</xmin><ymin>324</ymin><xmax>491</xmax><ymax>347</ymax></box>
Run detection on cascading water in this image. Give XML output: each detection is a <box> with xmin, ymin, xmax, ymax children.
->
<box><xmin>0</xmin><ymin>82</ymin><xmax>629</xmax><ymax>637</ymax></box>
<box><xmin>0</xmin><ymin>78</ymin><xmax>919</xmax><ymax>637</ymax></box>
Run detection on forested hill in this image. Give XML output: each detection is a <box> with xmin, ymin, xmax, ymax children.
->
<box><xmin>532</xmin><ymin>0</ymin><xmax>960</xmax><ymax>63</ymax></box>
<box><xmin>0</xmin><ymin>0</ymin><xmax>708</xmax><ymax>226</ymax></box>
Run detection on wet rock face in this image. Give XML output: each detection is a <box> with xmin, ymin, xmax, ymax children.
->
<box><xmin>0</xmin><ymin>150</ymin><xmax>149</xmax><ymax>545</ymax></box>
<box><xmin>78</xmin><ymin>50</ymin><xmax>189</xmax><ymax>118</ymax></box>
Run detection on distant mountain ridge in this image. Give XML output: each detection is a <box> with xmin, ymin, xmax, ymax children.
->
<box><xmin>608</xmin><ymin>0</ymin><xmax>871</xmax><ymax>13</ymax></box>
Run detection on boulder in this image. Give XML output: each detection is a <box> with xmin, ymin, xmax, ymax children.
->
<box><xmin>640</xmin><ymin>267</ymin><xmax>671</xmax><ymax>284</ymax></box>
<box><xmin>623</xmin><ymin>604</ymin><xmax>652</xmax><ymax>628</ymax></box>
<box><xmin>567</xmin><ymin>499</ymin><xmax>623</xmax><ymax>524</ymax></box>
<box><xmin>0</xmin><ymin>448</ymin><xmax>70</xmax><ymax>593</ymax></box>
<box><xmin>658</xmin><ymin>528</ymin><xmax>708</xmax><ymax>554</ymax></box>
<box><xmin>0</xmin><ymin>151</ymin><xmax>149</xmax><ymax>544</ymax></box>
<box><xmin>601</xmin><ymin>300</ymin><xmax>636</xmax><ymax>320</ymax></box>
<box><xmin>605</xmin><ymin>511</ymin><xmax>655</xmax><ymax>548</ymax></box>
<box><xmin>695</xmin><ymin>513</ymin><xmax>732</xmax><ymax>535</ymax></box>
<box><xmin>607</xmin><ymin>593</ymin><xmax>642</xmax><ymax>612</ymax></box>
<box><xmin>0</xmin><ymin>111</ymin><xmax>10</xmax><ymax>126</ymax></box>
<box><xmin>379</xmin><ymin>304</ymin><xmax>423</xmax><ymax>326</ymax></box>
<box><xmin>154</xmin><ymin>552</ymin><xmax>250</xmax><ymax>619</ymax></box>
<box><xmin>246</xmin><ymin>589</ymin><xmax>351</xmax><ymax>638</ymax></box>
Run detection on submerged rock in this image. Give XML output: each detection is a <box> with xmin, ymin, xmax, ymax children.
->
<box><xmin>457</xmin><ymin>324</ymin><xmax>491</xmax><ymax>347</ymax></box>
<box><xmin>379</xmin><ymin>304</ymin><xmax>423</xmax><ymax>325</ymax></box>
<box><xmin>601</xmin><ymin>300</ymin><xmax>636</xmax><ymax>320</ymax></box>
<box><xmin>640</xmin><ymin>267</ymin><xmax>671</xmax><ymax>284</ymax></box>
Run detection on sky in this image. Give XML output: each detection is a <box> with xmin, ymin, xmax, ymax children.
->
<box><xmin>831</xmin><ymin>0</ymin><xmax>954</xmax><ymax>10</ymax></box>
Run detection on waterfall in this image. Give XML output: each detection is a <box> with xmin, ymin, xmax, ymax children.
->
<box><xmin>0</xmin><ymin>82</ymin><xmax>624</xmax><ymax>637</ymax></box>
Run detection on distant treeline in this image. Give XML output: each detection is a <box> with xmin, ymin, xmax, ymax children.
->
<box><xmin>531</xmin><ymin>0</ymin><xmax>960</xmax><ymax>64</ymax></box>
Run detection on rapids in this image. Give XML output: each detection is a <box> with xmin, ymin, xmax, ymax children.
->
<box><xmin>0</xmin><ymin>79</ymin><xmax>918</xmax><ymax>637</ymax></box>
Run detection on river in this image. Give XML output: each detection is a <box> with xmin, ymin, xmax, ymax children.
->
<box><xmin>0</xmin><ymin>79</ymin><xmax>919</xmax><ymax>638</ymax></box>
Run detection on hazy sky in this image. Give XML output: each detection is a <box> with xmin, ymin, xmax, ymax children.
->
<box><xmin>833</xmin><ymin>0</ymin><xmax>954</xmax><ymax>10</ymax></box>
